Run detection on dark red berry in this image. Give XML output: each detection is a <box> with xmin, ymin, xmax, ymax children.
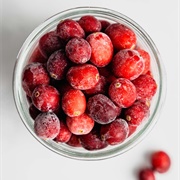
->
<box><xmin>22</xmin><ymin>62</ymin><xmax>50</xmax><ymax>97</ymax></box>
<box><xmin>86</xmin><ymin>32</ymin><xmax>113</xmax><ymax>67</ymax></box>
<box><xmin>100</xmin><ymin>20</ymin><xmax>111</xmax><ymax>32</ymax></box>
<box><xmin>34</xmin><ymin>112</ymin><xmax>60</xmax><ymax>139</ymax></box>
<box><xmin>32</xmin><ymin>84</ymin><xmax>60</xmax><ymax>112</ymax></box>
<box><xmin>78</xmin><ymin>15</ymin><xmax>101</xmax><ymax>34</ymax></box>
<box><xmin>128</xmin><ymin>123</ymin><xmax>137</xmax><ymax>137</ymax></box>
<box><xmin>101</xmin><ymin>118</ymin><xmax>129</xmax><ymax>145</ymax></box>
<box><xmin>66</xmin><ymin>113</ymin><xmax>95</xmax><ymax>135</ymax></box>
<box><xmin>65</xmin><ymin>37</ymin><xmax>91</xmax><ymax>64</ymax></box>
<box><xmin>56</xmin><ymin>19</ymin><xmax>85</xmax><ymax>41</ymax></box>
<box><xmin>124</xmin><ymin>100</ymin><xmax>150</xmax><ymax>126</ymax></box>
<box><xmin>62</xmin><ymin>89</ymin><xmax>86</xmax><ymax>117</ymax></box>
<box><xmin>151</xmin><ymin>151</ymin><xmax>171</xmax><ymax>173</ymax></box>
<box><xmin>66</xmin><ymin>64</ymin><xmax>100</xmax><ymax>90</ymax></box>
<box><xmin>47</xmin><ymin>49</ymin><xmax>70</xmax><ymax>80</ymax></box>
<box><xmin>105</xmin><ymin>23</ymin><xmax>136</xmax><ymax>50</ymax></box>
<box><xmin>66</xmin><ymin>134</ymin><xmax>82</xmax><ymax>147</ymax></box>
<box><xmin>132</xmin><ymin>74</ymin><xmax>157</xmax><ymax>101</ymax></box>
<box><xmin>29</xmin><ymin>103</ymin><xmax>40</xmax><ymax>120</ymax></box>
<box><xmin>87</xmin><ymin>94</ymin><xmax>120</xmax><ymax>124</ymax></box>
<box><xmin>139</xmin><ymin>168</ymin><xmax>155</xmax><ymax>180</ymax></box>
<box><xmin>39</xmin><ymin>31</ymin><xmax>64</xmax><ymax>57</ymax></box>
<box><xmin>109</xmin><ymin>78</ymin><xmax>137</xmax><ymax>108</ymax></box>
<box><xmin>112</xmin><ymin>49</ymin><xmax>144</xmax><ymax>80</ymax></box>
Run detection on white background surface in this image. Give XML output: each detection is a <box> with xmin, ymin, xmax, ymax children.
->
<box><xmin>1</xmin><ymin>0</ymin><xmax>179</xmax><ymax>179</ymax></box>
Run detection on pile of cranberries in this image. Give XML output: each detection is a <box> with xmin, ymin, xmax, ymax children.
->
<box><xmin>22</xmin><ymin>15</ymin><xmax>157</xmax><ymax>151</ymax></box>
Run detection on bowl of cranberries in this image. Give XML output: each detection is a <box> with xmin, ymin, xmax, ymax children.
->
<box><xmin>13</xmin><ymin>7</ymin><xmax>166</xmax><ymax>160</ymax></box>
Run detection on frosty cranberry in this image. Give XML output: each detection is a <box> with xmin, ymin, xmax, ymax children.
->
<box><xmin>66</xmin><ymin>113</ymin><xmax>95</xmax><ymax>135</ymax></box>
<box><xmin>100</xmin><ymin>20</ymin><xmax>111</xmax><ymax>32</ymax></box>
<box><xmin>54</xmin><ymin>120</ymin><xmax>72</xmax><ymax>143</ymax></box>
<box><xmin>56</xmin><ymin>19</ymin><xmax>85</xmax><ymax>41</ymax></box>
<box><xmin>32</xmin><ymin>84</ymin><xmax>60</xmax><ymax>112</ymax></box>
<box><xmin>101</xmin><ymin>118</ymin><xmax>129</xmax><ymax>145</ymax></box>
<box><xmin>79</xmin><ymin>125</ymin><xmax>108</xmax><ymax>150</ymax></box>
<box><xmin>22</xmin><ymin>62</ymin><xmax>50</xmax><ymax>97</ymax></box>
<box><xmin>29</xmin><ymin>103</ymin><xmax>40</xmax><ymax>120</ymax></box>
<box><xmin>124</xmin><ymin>100</ymin><xmax>150</xmax><ymax>126</ymax></box>
<box><xmin>112</xmin><ymin>49</ymin><xmax>144</xmax><ymax>80</ymax></box>
<box><xmin>132</xmin><ymin>74</ymin><xmax>157</xmax><ymax>101</ymax></box>
<box><xmin>86</xmin><ymin>32</ymin><xmax>113</xmax><ymax>67</ymax></box>
<box><xmin>109</xmin><ymin>78</ymin><xmax>137</xmax><ymax>108</ymax></box>
<box><xmin>128</xmin><ymin>123</ymin><xmax>137</xmax><ymax>137</ymax></box>
<box><xmin>65</xmin><ymin>37</ymin><xmax>91</xmax><ymax>64</ymax></box>
<box><xmin>84</xmin><ymin>75</ymin><xmax>107</xmax><ymax>95</ymax></box>
<box><xmin>66</xmin><ymin>134</ymin><xmax>82</xmax><ymax>147</ymax></box>
<box><xmin>66</xmin><ymin>64</ymin><xmax>99</xmax><ymax>90</ymax></box>
<box><xmin>151</xmin><ymin>151</ymin><xmax>171</xmax><ymax>173</ymax></box>
<box><xmin>139</xmin><ymin>168</ymin><xmax>155</xmax><ymax>180</ymax></box>
<box><xmin>78</xmin><ymin>15</ymin><xmax>101</xmax><ymax>34</ymax></box>
<box><xmin>137</xmin><ymin>49</ymin><xmax>151</xmax><ymax>75</ymax></box>
<box><xmin>47</xmin><ymin>49</ymin><xmax>70</xmax><ymax>80</ymax></box>
<box><xmin>87</xmin><ymin>94</ymin><xmax>120</xmax><ymax>124</ymax></box>
<box><xmin>62</xmin><ymin>89</ymin><xmax>86</xmax><ymax>117</ymax></box>
<box><xmin>105</xmin><ymin>23</ymin><xmax>136</xmax><ymax>50</ymax></box>
<box><xmin>39</xmin><ymin>31</ymin><xmax>64</xmax><ymax>57</ymax></box>
<box><xmin>34</xmin><ymin>112</ymin><xmax>60</xmax><ymax>139</ymax></box>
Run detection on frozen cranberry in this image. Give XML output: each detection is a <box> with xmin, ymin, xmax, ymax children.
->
<box><xmin>54</xmin><ymin>120</ymin><xmax>72</xmax><ymax>143</ymax></box>
<box><xmin>56</xmin><ymin>19</ymin><xmax>85</xmax><ymax>41</ymax></box>
<box><xmin>66</xmin><ymin>64</ymin><xmax>100</xmax><ymax>90</ymax></box>
<box><xmin>66</xmin><ymin>113</ymin><xmax>95</xmax><ymax>135</ymax></box>
<box><xmin>86</xmin><ymin>32</ymin><xmax>113</xmax><ymax>67</ymax></box>
<box><xmin>84</xmin><ymin>75</ymin><xmax>107</xmax><ymax>95</ymax></box>
<box><xmin>28</xmin><ymin>47</ymin><xmax>47</xmax><ymax>64</ymax></box>
<box><xmin>66</xmin><ymin>134</ymin><xmax>82</xmax><ymax>147</ymax></box>
<box><xmin>137</xmin><ymin>49</ymin><xmax>151</xmax><ymax>75</ymax></box>
<box><xmin>124</xmin><ymin>101</ymin><xmax>150</xmax><ymax>126</ymax></box>
<box><xmin>47</xmin><ymin>49</ymin><xmax>70</xmax><ymax>80</ymax></box>
<box><xmin>78</xmin><ymin>15</ymin><xmax>101</xmax><ymax>34</ymax></box>
<box><xmin>128</xmin><ymin>123</ymin><xmax>137</xmax><ymax>137</ymax></box>
<box><xmin>101</xmin><ymin>118</ymin><xmax>129</xmax><ymax>145</ymax></box>
<box><xmin>112</xmin><ymin>49</ymin><xmax>144</xmax><ymax>80</ymax></box>
<box><xmin>34</xmin><ymin>112</ymin><xmax>60</xmax><ymax>139</ymax></box>
<box><xmin>87</xmin><ymin>94</ymin><xmax>120</xmax><ymax>124</ymax></box>
<box><xmin>100</xmin><ymin>20</ymin><xmax>111</xmax><ymax>32</ymax></box>
<box><xmin>132</xmin><ymin>74</ymin><xmax>157</xmax><ymax>101</ymax></box>
<box><xmin>109</xmin><ymin>78</ymin><xmax>137</xmax><ymax>108</ymax></box>
<box><xmin>139</xmin><ymin>168</ymin><xmax>155</xmax><ymax>180</ymax></box>
<box><xmin>22</xmin><ymin>62</ymin><xmax>50</xmax><ymax>97</ymax></box>
<box><xmin>29</xmin><ymin>103</ymin><xmax>40</xmax><ymax>120</ymax></box>
<box><xmin>32</xmin><ymin>84</ymin><xmax>60</xmax><ymax>112</ymax></box>
<box><xmin>62</xmin><ymin>89</ymin><xmax>86</xmax><ymax>117</ymax></box>
<box><xmin>65</xmin><ymin>37</ymin><xmax>91</xmax><ymax>64</ymax></box>
<box><xmin>151</xmin><ymin>151</ymin><xmax>171</xmax><ymax>173</ymax></box>
<box><xmin>105</xmin><ymin>23</ymin><xmax>136</xmax><ymax>50</ymax></box>
<box><xmin>39</xmin><ymin>31</ymin><xmax>64</xmax><ymax>57</ymax></box>
<box><xmin>79</xmin><ymin>125</ymin><xmax>108</xmax><ymax>151</ymax></box>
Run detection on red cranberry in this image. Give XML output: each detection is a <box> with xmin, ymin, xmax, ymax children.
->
<box><xmin>132</xmin><ymin>74</ymin><xmax>157</xmax><ymax>101</ymax></box>
<box><xmin>128</xmin><ymin>123</ymin><xmax>137</xmax><ymax>137</ymax></box>
<box><xmin>109</xmin><ymin>78</ymin><xmax>137</xmax><ymax>108</ymax></box>
<box><xmin>65</xmin><ymin>37</ymin><xmax>91</xmax><ymax>64</ymax></box>
<box><xmin>86</xmin><ymin>32</ymin><xmax>113</xmax><ymax>67</ymax></box>
<box><xmin>112</xmin><ymin>49</ymin><xmax>144</xmax><ymax>80</ymax></box>
<box><xmin>34</xmin><ymin>112</ymin><xmax>60</xmax><ymax>139</ymax></box>
<box><xmin>78</xmin><ymin>15</ymin><xmax>101</xmax><ymax>34</ymax></box>
<box><xmin>47</xmin><ymin>49</ymin><xmax>70</xmax><ymax>80</ymax></box>
<box><xmin>32</xmin><ymin>84</ymin><xmax>60</xmax><ymax>112</ymax></box>
<box><xmin>66</xmin><ymin>134</ymin><xmax>82</xmax><ymax>147</ymax></box>
<box><xmin>105</xmin><ymin>23</ymin><xmax>137</xmax><ymax>50</ymax></box>
<box><xmin>139</xmin><ymin>168</ymin><xmax>155</xmax><ymax>180</ymax></box>
<box><xmin>87</xmin><ymin>94</ymin><xmax>120</xmax><ymax>124</ymax></box>
<box><xmin>151</xmin><ymin>151</ymin><xmax>171</xmax><ymax>173</ymax></box>
<box><xmin>29</xmin><ymin>103</ymin><xmax>40</xmax><ymax>120</ymax></box>
<box><xmin>101</xmin><ymin>118</ymin><xmax>129</xmax><ymax>145</ymax></box>
<box><xmin>39</xmin><ymin>31</ymin><xmax>64</xmax><ymax>57</ymax></box>
<box><xmin>66</xmin><ymin>113</ymin><xmax>95</xmax><ymax>135</ymax></box>
<box><xmin>62</xmin><ymin>89</ymin><xmax>86</xmax><ymax>117</ymax></box>
<box><xmin>100</xmin><ymin>20</ymin><xmax>111</xmax><ymax>32</ymax></box>
<box><xmin>66</xmin><ymin>64</ymin><xmax>100</xmax><ymax>90</ymax></box>
<box><xmin>22</xmin><ymin>62</ymin><xmax>50</xmax><ymax>97</ymax></box>
<box><xmin>56</xmin><ymin>19</ymin><xmax>85</xmax><ymax>41</ymax></box>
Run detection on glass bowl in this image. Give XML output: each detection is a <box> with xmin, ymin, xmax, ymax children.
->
<box><xmin>13</xmin><ymin>7</ymin><xmax>166</xmax><ymax>160</ymax></box>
